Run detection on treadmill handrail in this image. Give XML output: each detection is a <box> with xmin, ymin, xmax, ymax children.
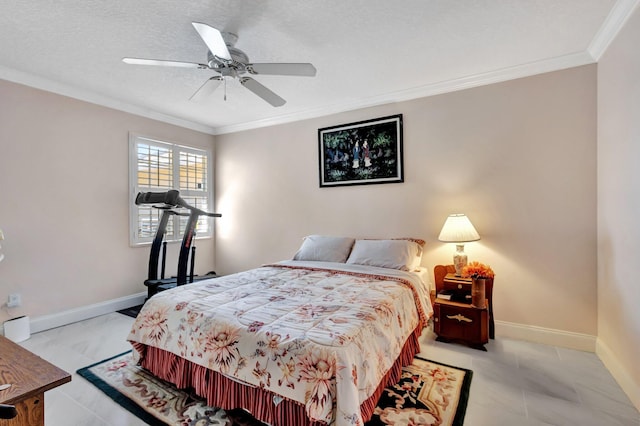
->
<box><xmin>136</xmin><ymin>191</ymin><xmax>221</xmax><ymax>217</ymax></box>
<box><xmin>137</xmin><ymin>189</ymin><xmax>221</xmax><ymax>296</ymax></box>
<box><xmin>135</xmin><ymin>190</ymin><xmax>181</xmax><ymax>206</ymax></box>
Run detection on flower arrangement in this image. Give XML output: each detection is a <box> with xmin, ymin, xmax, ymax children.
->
<box><xmin>461</xmin><ymin>261</ymin><xmax>494</xmax><ymax>279</ymax></box>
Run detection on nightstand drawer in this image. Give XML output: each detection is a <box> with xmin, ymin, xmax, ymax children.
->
<box><xmin>434</xmin><ymin>300</ymin><xmax>489</xmax><ymax>349</ymax></box>
<box><xmin>442</xmin><ymin>280</ymin><xmax>469</xmax><ymax>291</ymax></box>
<box><xmin>441</xmin><ymin>278</ymin><xmax>472</xmax><ymax>303</ymax></box>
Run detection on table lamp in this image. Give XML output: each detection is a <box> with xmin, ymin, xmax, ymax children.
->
<box><xmin>438</xmin><ymin>214</ymin><xmax>480</xmax><ymax>276</ymax></box>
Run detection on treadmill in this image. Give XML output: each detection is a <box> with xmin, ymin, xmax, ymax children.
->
<box><xmin>135</xmin><ymin>190</ymin><xmax>221</xmax><ymax>299</ymax></box>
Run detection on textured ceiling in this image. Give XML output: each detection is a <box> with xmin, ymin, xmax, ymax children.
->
<box><xmin>0</xmin><ymin>0</ymin><xmax>636</xmax><ymax>134</ymax></box>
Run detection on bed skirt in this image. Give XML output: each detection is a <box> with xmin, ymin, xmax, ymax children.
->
<box><xmin>131</xmin><ymin>325</ymin><xmax>422</xmax><ymax>426</ymax></box>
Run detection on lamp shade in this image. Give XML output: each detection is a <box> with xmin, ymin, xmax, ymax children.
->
<box><xmin>438</xmin><ymin>214</ymin><xmax>480</xmax><ymax>243</ymax></box>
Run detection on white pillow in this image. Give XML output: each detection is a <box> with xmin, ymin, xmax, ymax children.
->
<box><xmin>346</xmin><ymin>239</ymin><xmax>422</xmax><ymax>271</ymax></box>
<box><xmin>293</xmin><ymin>235</ymin><xmax>355</xmax><ymax>263</ymax></box>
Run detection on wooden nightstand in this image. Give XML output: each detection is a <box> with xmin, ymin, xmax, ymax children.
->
<box><xmin>432</xmin><ymin>265</ymin><xmax>495</xmax><ymax>351</ymax></box>
<box><xmin>433</xmin><ymin>298</ymin><xmax>489</xmax><ymax>351</ymax></box>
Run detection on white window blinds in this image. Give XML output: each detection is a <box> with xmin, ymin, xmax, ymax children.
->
<box><xmin>129</xmin><ymin>134</ymin><xmax>213</xmax><ymax>245</ymax></box>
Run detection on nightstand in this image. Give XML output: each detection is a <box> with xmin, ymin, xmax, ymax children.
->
<box><xmin>433</xmin><ymin>298</ymin><xmax>489</xmax><ymax>351</ymax></box>
<box><xmin>432</xmin><ymin>265</ymin><xmax>495</xmax><ymax>350</ymax></box>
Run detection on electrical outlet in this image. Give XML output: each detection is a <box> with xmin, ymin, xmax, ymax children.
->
<box><xmin>7</xmin><ymin>293</ymin><xmax>21</xmax><ymax>308</ymax></box>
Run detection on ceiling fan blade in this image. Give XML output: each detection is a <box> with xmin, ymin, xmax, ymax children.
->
<box><xmin>246</xmin><ymin>63</ymin><xmax>317</xmax><ymax>77</ymax></box>
<box><xmin>240</xmin><ymin>77</ymin><xmax>286</xmax><ymax>107</ymax></box>
<box><xmin>192</xmin><ymin>22</ymin><xmax>232</xmax><ymax>62</ymax></box>
<box><xmin>189</xmin><ymin>76</ymin><xmax>223</xmax><ymax>101</ymax></box>
<box><xmin>122</xmin><ymin>57</ymin><xmax>208</xmax><ymax>69</ymax></box>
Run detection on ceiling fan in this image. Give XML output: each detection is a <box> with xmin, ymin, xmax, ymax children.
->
<box><xmin>123</xmin><ymin>22</ymin><xmax>316</xmax><ymax>107</ymax></box>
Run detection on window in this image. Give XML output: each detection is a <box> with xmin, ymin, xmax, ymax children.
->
<box><xmin>129</xmin><ymin>134</ymin><xmax>213</xmax><ymax>245</ymax></box>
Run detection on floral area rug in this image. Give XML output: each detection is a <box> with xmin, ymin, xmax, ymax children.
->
<box><xmin>77</xmin><ymin>351</ymin><xmax>472</xmax><ymax>426</ymax></box>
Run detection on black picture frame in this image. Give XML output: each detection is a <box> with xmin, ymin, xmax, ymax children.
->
<box><xmin>318</xmin><ymin>114</ymin><xmax>403</xmax><ymax>187</ymax></box>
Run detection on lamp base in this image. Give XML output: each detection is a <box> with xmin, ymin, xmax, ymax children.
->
<box><xmin>453</xmin><ymin>244</ymin><xmax>468</xmax><ymax>276</ymax></box>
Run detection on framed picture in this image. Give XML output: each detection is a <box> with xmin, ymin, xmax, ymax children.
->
<box><xmin>318</xmin><ymin>114</ymin><xmax>403</xmax><ymax>187</ymax></box>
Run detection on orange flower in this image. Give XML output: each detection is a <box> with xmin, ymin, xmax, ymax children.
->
<box><xmin>461</xmin><ymin>261</ymin><xmax>495</xmax><ymax>279</ymax></box>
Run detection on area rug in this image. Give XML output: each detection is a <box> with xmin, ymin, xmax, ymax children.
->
<box><xmin>77</xmin><ymin>351</ymin><xmax>472</xmax><ymax>426</ymax></box>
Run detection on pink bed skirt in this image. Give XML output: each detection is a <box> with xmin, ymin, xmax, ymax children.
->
<box><xmin>131</xmin><ymin>325</ymin><xmax>422</xmax><ymax>425</ymax></box>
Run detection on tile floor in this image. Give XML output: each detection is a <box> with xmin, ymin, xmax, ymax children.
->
<box><xmin>17</xmin><ymin>312</ymin><xmax>640</xmax><ymax>426</ymax></box>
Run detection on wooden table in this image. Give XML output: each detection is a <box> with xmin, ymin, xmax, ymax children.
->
<box><xmin>0</xmin><ymin>335</ymin><xmax>71</xmax><ymax>425</ymax></box>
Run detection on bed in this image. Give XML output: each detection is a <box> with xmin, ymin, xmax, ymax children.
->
<box><xmin>128</xmin><ymin>236</ymin><xmax>433</xmax><ymax>425</ymax></box>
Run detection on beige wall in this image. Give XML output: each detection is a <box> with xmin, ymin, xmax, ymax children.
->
<box><xmin>216</xmin><ymin>65</ymin><xmax>597</xmax><ymax>335</ymax></box>
<box><xmin>0</xmin><ymin>80</ymin><xmax>215</xmax><ymax>322</ymax></box>
<box><xmin>597</xmin><ymin>5</ymin><xmax>640</xmax><ymax>408</ymax></box>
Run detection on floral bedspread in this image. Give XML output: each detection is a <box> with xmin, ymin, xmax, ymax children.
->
<box><xmin>128</xmin><ymin>261</ymin><xmax>432</xmax><ymax>426</ymax></box>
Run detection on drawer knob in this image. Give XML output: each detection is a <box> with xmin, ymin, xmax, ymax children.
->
<box><xmin>446</xmin><ymin>314</ymin><xmax>473</xmax><ymax>323</ymax></box>
<box><xmin>458</xmin><ymin>284</ymin><xmax>463</xmax><ymax>289</ymax></box>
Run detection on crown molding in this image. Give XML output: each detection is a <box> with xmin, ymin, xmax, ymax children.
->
<box><xmin>0</xmin><ymin>49</ymin><xmax>597</xmax><ymax>138</ymax></box>
<box><xmin>213</xmin><ymin>51</ymin><xmax>596</xmax><ymax>135</ymax></box>
<box><xmin>0</xmin><ymin>66</ymin><xmax>216</xmax><ymax>135</ymax></box>
<box><xmin>588</xmin><ymin>0</ymin><xmax>640</xmax><ymax>60</ymax></box>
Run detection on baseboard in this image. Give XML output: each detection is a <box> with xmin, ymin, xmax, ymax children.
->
<box><xmin>495</xmin><ymin>320</ymin><xmax>597</xmax><ymax>352</ymax></box>
<box><xmin>29</xmin><ymin>292</ymin><xmax>146</xmax><ymax>334</ymax></box>
<box><xmin>596</xmin><ymin>338</ymin><xmax>640</xmax><ymax>411</ymax></box>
